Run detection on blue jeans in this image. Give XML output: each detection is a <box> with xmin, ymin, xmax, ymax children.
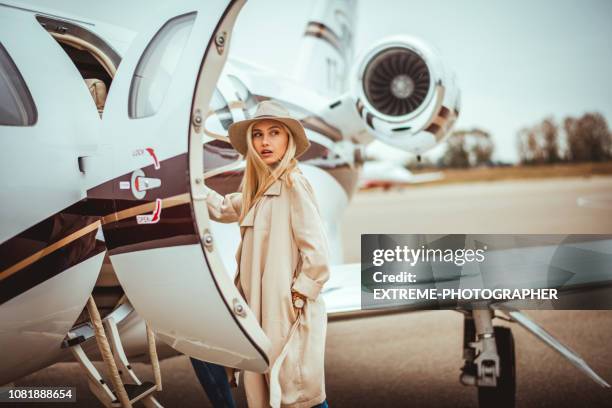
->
<box><xmin>312</xmin><ymin>400</ymin><xmax>329</xmax><ymax>408</ymax></box>
<box><xmin>190</xmin><ymin>358</ymin><xmax>235</xmax><ymax>408</ymax></box>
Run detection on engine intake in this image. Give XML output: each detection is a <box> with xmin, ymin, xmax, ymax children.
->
<box><xmin>351</xmin><ymin>36</ymin><xmax>460</xmax><ymax>155</ymax></box>
<box><xmin>363</xmin><ymin>47</ymin><xmax>431</xmax><ymax>117</ymax></box>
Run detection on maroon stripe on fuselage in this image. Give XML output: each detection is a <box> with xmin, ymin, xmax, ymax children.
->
<box><xmin>0</xmin><ymin>226</ymin><xmax>105</xmax><ymax>305</ymax></box>
<box><xmin>0</xmin><ymin>138</ymin><xmax>359</xmax><ymax>304</ymax></box>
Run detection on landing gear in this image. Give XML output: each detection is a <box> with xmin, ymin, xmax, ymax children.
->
<box><xmin>460</xmin><ymin>310</ymin><xmax>516</xmax><ymax>408</ymax></box>
<box><xmin>478</xmin><ymin>327</ymin><xmax>516</xmax><ymax>408</ymax></box>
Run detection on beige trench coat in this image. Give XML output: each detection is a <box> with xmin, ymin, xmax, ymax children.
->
<box><xmin>205</xmin><ymin>168</ymin><xmax>330</xmax><ymax>408</ymax></box>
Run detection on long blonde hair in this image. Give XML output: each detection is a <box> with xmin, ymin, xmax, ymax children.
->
<box><xmin>239</xmin><ymin>120</ymin><xmax>299</xmax><ymax>223</ymax></box>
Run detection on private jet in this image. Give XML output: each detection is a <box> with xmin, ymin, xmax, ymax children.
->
<box><xmin>358</xmin><ymin>160</ymin><xmax>444</xmax><ymax>190</ymax></box>
<box><xmin>1</xmin><ymin>0</ymin><xmax>607</xmax><ymax>407</ymax></box>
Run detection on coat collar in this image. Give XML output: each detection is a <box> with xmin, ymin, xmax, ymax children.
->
<box><xmin>239</xmin><ymin>173</ymin><xmax>289</xmax><ymax>227</ymax></box>
<box><xmin>240</xmin><ymin>207</ymin><xmax>256</xmax><ymax>227</ymax></box>
<box><xmin>263</xmin><ymin>178</ymin><xmax>282</xmax><ymax>196</ymax></box>
<box><xmin>263</xmin><ymin>170</ymin><xmax>292</xmax><ymax>196</ymax></box>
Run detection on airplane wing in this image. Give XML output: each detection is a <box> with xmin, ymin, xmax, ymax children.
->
<box><xmin>322</xmin><ymin>263</ymin><xmax>361</xmax><ymax>315</ymax></box>
<box><xmin>358</xmin><ymin>160</ymin><xmax>444</xmax><ymax>189</ymax></box>
<box><xmin>323</xmin><ymin>235</ymin><xmax>612</xmax><ymax>389</ymax></box>
<box><xmin>408</xmin><ymin>171</ymin><xmax>445</xmax><ymax>184</ymax></box>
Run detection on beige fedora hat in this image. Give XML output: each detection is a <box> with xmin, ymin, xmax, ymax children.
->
<box><xmin>228</xmin><ymin>100</ymin><xmax>310</xmax><ymax>158</ymax></box>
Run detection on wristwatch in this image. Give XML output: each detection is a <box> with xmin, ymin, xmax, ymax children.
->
<box><xmin>292</xmin><ymin>291</ymin><xmax>306</xmax><ymax>309</ymax></box>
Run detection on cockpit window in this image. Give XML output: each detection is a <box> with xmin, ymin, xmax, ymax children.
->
<box><xmin>0</xmin><ymin>43</ymin><xmax>37</xmax><ymax>126</ymax></box>
<box><xmin>129</xmin><ymin>12</ymin><xmax>196</xmax><ymax>119</ymax></box>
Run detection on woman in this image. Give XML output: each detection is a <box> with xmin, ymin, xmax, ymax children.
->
<box><xmin>202</xmin><ymin>100</ymin><xmax>330</xmax><ymax>408</ymax></box>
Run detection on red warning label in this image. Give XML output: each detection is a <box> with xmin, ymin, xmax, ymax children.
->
<box><xmin>132</xmin><ymin>147</ymin><xmax>161</xmax><ymax>170</ymax></box>
<box><xmin>136</xmin><ymin>199</ymin><xmax>162</xmax><ymax>224</ymax></box>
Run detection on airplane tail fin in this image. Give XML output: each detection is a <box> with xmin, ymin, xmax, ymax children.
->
<box><xmin>292</xmin><ymin>0</ymin><xmax>357</xmax><ymax>97</ymax></box>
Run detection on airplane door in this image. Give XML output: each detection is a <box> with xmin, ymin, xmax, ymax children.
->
<box><xmin>0</xmin><ymin>8</ymin><xmax>106</xmax><ymax>382</ymax></box>
<box><xmin>99</xmin><ymin>0</ymin><xmax>270</xmax><ymax>372</ymax></box>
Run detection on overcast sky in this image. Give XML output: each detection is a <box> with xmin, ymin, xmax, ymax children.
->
<box><xmin>230</xmin><ymin>0</ymin><xmax>612</xmax><ymax>163</ymax></box>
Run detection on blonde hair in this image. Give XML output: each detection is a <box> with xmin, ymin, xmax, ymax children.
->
<box><xmin>239</xmin><ymin>120</ymin><xmax>298</xmax><ymax>223</ymax></box>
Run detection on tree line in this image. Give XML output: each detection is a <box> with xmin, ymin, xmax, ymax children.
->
<box><xmin>433</xmin><ymin>112</ymin><xmax>611</xmax><ymax>168</ymax></box>
<box><xmin>517</xmin><ymin>112</ymin><xmax>612</xmax><ymax>164</ymax></box>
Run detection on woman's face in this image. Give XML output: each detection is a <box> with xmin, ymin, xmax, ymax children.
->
<box><xmin>251</xmin><ymin>119</ymin><xmax>289</xmax><ymax>165</ymax></box>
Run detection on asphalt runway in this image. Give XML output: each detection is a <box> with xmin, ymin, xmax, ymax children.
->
<box><xmin>13</xmin><ymin>176</ymin><xmax>612</xmax><ymax>407</ymax></box>
<box><xmin>341</xmin><ymin>176</ymin><xmax>612</xmax><ymax>263</ymax></box>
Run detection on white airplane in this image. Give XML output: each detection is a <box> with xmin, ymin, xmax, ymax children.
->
<box><xmin>358</xmin><ymin>160</ymin><xmax>444</xmax><ymax>189</ymax></box>
<box><xmin>0</xmin><ymin>1</ymin><xmax>607</xmax><ymax>407</ymax></box>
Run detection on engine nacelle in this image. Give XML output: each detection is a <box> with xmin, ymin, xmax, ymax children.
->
<box><xmin>351</xmin><ymin>36</ymin><xmax>461</xmax><ymax>155</ymax></box>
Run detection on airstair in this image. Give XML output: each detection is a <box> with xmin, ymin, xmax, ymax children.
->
<box><xmin>62</xmin><ymin>297</ymin><xmax>163</xmax><ymax>407</ymax></box>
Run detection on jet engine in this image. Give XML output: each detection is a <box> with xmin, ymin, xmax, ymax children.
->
<box><xmin>351</xmin><ymin>36</ymin><xmax>460</xmax><ymax>155</ymax></box>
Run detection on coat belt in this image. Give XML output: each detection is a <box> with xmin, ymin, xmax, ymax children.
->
<box><xmin>268</xmin><ymin>309</ymin><xmax>303</xmax><ymax>408</ymax></box>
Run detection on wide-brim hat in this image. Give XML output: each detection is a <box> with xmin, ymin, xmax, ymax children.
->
<box><xmin>228</xmin><ymin>100</ymin><xmax>310</xmax><ymax>159</ymax></box>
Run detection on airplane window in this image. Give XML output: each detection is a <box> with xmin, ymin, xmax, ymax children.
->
<box><xmin>129</xmin><ymin>12</ymin><xmax>196</xmax><ymax>119</ymax></box>
<box><xmin>0</xmin><ymin>43</ymin><xmax>37</xmax><ymax>126</ymax></box>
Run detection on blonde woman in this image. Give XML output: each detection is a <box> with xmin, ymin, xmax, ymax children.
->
<box><xmin>202</xmin><ymin>100</ymin><xmax>330</xmax><ymax>408</ymax></box>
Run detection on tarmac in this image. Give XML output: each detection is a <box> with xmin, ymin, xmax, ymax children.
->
<box><xmin>14</xmin><ymin>176</ymin><xmax>612</xmax><ymax>407</ymax></box>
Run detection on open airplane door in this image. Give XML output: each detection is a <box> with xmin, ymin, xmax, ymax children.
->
<box><xmin>97</xmin><ymin>0</ymin><xmax>270</xmax><ymax>372</ymax></box>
